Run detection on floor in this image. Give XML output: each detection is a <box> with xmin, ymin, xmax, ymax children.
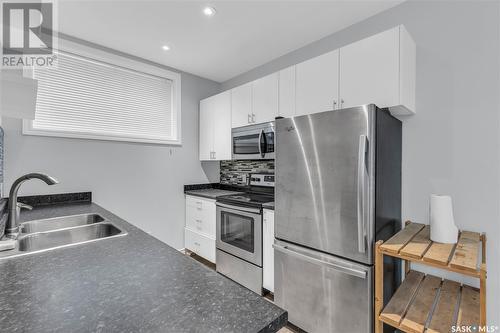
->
<box><xmin>185</xmin><ymin>251</ymin><xmax>302</xmax><ymax>333</ymax></box>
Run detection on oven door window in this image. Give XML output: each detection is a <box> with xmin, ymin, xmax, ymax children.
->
<box><xmin>233</xmin><ymin>134</ymin><xmax>259</xmax><ymax>155</ymax></box>
<box><xmin>220</xmin><ymin>212</ymin><xmax>254</xmax><ymax>252</ymax></box>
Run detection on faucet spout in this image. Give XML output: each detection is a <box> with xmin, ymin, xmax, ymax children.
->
<box><xmin>5</xmin><ymin>173</ymin><xmax>59</xmax><ymax>235</ymax></box>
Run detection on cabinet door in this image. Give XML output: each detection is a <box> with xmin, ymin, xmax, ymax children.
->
<box><xmin>252</xmin><ymin>73</ymin><xmax>278</xmax><ymax>124</ymax></box>
<box><xmin>296</xmin><ymin>49</ymin><xmax>339</xmax><ymax>116</ymax></box>
<box><xmin>231</xmin><ymin>83</ymin><xmax>252</xmax><ymax>128</ymax></box>
<box><xmin>263</xmin><ymin>209</ymin><xmax>275</xmax><ymax>292</ymax></box>
<box><xmin>1</xmin><ymin>70</ymin><xmax>38</xmax><ymax>119</ymax></box>
<box><xmin>212</xmin><ymin>91</ymin><xmax>232</xmax><ymax>160</ymax></box>
<box><xmin>278</xmin><ymin>66</ymin><xmax>295</xmax><ymax>118</ymax></box>
<box><xmin>199</xmin><ymin>98</ymin><xmax>214</xmax><ymax>161</ymax></box>
<box><xmin>339</xmin><ymin>27</ymin><xmax>399</xmax><ymax>109</ymax></box>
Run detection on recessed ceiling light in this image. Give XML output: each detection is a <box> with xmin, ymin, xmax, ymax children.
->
<box><xmin>162</xmin><ymin>45</ymin><xmax>170</xmax><ymax>51</ymax></box>
<box><xmin>203</xmin><ymin>6</ymin><xmax>216</xmax><ymax>17</ymax></box>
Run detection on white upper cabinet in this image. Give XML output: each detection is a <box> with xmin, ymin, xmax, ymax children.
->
<box><xmin>199</xmin><ymin>91</ymin><xmax>231</xmax><ymax>161</ymax></box>
<box><xmin>213</xmin><ymin>25</ymin><xmax>415</xmax><ymax>136</ymax></box>
<box><xmin>339</xmin><ymin>26</ymin><xmax>416</xmax><ymax>115</ymax></box>
<box><xmin>0</xmin><ymin>69</ymin><xmax>38</xmax><ymax>119</ymax></box>
<box><xmin>231</xmin><ymin>83</ymin><xmax>252</xmax><ymax>128</ymax></box>
<box><xmin>231</xmin><ymin>75</ymin><xmax>278</xmax><ymax>128</ymax></box>
<box><xmin>199</xmin><ymin>98</ymin><xmax>213</xmax><ymax>161</ymax></box>
<box><xmin>295</xmin><ymin>49</ymin><xmax>339</xmax><ymax>116</ymax></box>
<box><xmin>252</xmin><ymin>73</ymin><xmax>278</xmax><ymax>124</ymax></box>
<box><xmin>278</xmin><ymin>66</ymin><xmax>296</xmax><ymax>118</ymax></box>
<box><xmin>212</xmin><ymin>91</ymin><xmax>232</xmax><ymax>160</ymax></box>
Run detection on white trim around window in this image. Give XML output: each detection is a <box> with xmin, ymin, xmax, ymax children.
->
<box><xmin>23</xmin><ymin>37</ymin><xmax>182</xmax><ymax>145</ymax></box>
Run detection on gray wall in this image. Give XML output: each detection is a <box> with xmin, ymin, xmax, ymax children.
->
<box><xmin>3</xmin><ymin>38</ymin><xmax>221</xmax><ymax>249</ymax></box>
<box><xmin>222</xmin><ymin>0</ymin><xmax>500</xmax><ymax>325</ymax></box>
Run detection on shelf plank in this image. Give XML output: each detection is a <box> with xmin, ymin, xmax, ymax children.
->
<box><xmin>457</xmin><ymin>285</ymin><xmax>480</xmax><ymax>327</ymax></box>
<box><xmin>380</xmin><ymin>223</ymin><xmax>425</xmax><ymax>254</ymax></box>
<box><xmin>427</xmin><ymin>279</ymin><xmax>461</xmax><ymax>333</ymax></box>
<box><xmin>423</xmin><ymin>241</ymin><xmax>455</xmax><ymax>266</ymax></box>
<box><xmin>380</xmin><ymin>223</ymin><xmax>482</xmax><ymax>277</ymax></box>
<box><xmin>450</xmin><ymin>231</ymin><xmax>480</xmax><ymax>273</ymax></box>
<box><xmin>400</xmin><ymin>275</ymin><xmax>442</xmax><ymax>333</ymax></box>
<box><xmin>380</xmin><ymin>248</ymin><xmax>480</xmax><ymax>278</ymax></box>
<box><xmin>400</xmin><ymin>225</ymin><xmax>432</xmax><ymax>258</ymax></box>
<box><xmin>379</xmin><ymin>271</ymin><xmax>425</xmax><ymax>327</ymax></box>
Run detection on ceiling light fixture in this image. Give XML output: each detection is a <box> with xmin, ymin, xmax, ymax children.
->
<box><xmin>162</xmin><ymin>45</ymin><xmax>170</xmax><ymax>51</ymax></box>
<box><xmin>203</xmin><ymin>6</ymin><xmax>216</xmax><ymax>17</ymax></box>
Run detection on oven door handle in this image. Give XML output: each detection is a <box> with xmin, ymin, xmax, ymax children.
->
<box><xmin>216</xmin><ymin>202</ymin><xmax>261</xmax><ymax>214</ymax></box>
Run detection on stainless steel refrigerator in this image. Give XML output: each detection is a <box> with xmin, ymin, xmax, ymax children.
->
<box><xmin>274</xmin><ymin>104</ymin><xmax>402</xmax><ymax>333</ymax></box>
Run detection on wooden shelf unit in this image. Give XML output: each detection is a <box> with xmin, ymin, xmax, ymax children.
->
<box><xmin>375</xmin><ymin>222</ymin><xmax>486</xmax><ymax>333</ymax></box>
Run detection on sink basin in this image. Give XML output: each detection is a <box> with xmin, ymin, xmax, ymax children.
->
<box><xmin>21</xmin><ymin>214</ymin><xmax>106</xmax><ymax>233</ymax></box>
<box><xmin>18</xmin><ymin>223</ymin><xmax>123</xmax><ymax>252</ymax></box>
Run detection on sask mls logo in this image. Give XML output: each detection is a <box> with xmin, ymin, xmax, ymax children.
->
<box><xmin>1</xmin><ymin>1</ymin><xmax>57</xmax><ymax>68</ymax></box>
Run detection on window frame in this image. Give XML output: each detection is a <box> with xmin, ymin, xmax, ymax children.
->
<box><xmin>23</xmin><ymin>38</ymin><xmax>182</xmax><ymax>145</ymax></box>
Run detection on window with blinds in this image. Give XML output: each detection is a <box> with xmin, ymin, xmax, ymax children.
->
<box><xmin>24</xmin><ymin>51</ymin><xmax>180</xmax><ymax>144</ymax></box>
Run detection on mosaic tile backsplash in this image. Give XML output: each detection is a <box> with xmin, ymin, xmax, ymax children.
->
<box><xmin>220</xmin><ymin>160</ymin><xmax>274</xmax><ymax>186</ymax></box>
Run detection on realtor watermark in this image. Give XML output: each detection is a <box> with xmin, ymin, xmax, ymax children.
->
<box><xmin>1</xmin><ymin>0</ymin><xmax>57</xmax><ymax>68</ymax></box>
<box><xmin>452</xmin><ymin>326</ymin><xmax>499</xmax><ymax>333</ymax></box>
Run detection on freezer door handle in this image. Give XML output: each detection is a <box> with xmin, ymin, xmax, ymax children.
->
<box><xmin>273</xmin><ymin>243</ymin><xmax>367</xmax><ymax>279</ymax></box>
<box><xmin>357</xmin><ymin>134</ymin><xmax>368</xmax><ymax>253</ymax></box>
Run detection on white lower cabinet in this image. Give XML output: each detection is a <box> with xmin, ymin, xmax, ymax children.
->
<box><xmin>263</xmin><ymin>209</ymin><xmax>275</xmax><ymax>292</ymax></box>
<box><xmin>184</xmin><ymin>228</ymin><xmax>215</xmax><ymax>263</ymax></box>
<box><xmin>185</xmin><ymin>195</ymin><xmax>216</xmax><ymax>263</ymax></box>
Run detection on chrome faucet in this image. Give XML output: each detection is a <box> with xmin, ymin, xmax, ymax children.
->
<box><xmin>6</xmin><ymin>173</ymin><xmax>59</xmax><ymax>235</ymax></box>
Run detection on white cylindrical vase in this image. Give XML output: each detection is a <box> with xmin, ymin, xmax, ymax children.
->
<box><xmin>429</xmin><ymin>194</ymin><xmax>459</xmax><ymax>244</ymax></box>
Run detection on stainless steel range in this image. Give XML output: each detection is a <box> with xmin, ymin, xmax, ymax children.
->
<box><xmin>216</xmin><ymin>173</ymin><xmax>274</xmax><ymax>294</ymax></box>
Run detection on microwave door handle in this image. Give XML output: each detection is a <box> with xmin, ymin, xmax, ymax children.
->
<box><xmin>258</xmin><ymin>130</ymin><xmax>264</xmax><ymax>158</ymax></box>
<box><xmin>262</xmin><ymin>130</ymin><xmax>268</xmax><ymax>157</ymax></box>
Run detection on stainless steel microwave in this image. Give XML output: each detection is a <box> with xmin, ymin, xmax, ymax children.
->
<box><xmin>232</xmin><ymin>122</ymin><xmax>275</xmax><ymax>160</ymax></box>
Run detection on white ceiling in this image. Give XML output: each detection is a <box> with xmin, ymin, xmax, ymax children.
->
<box><xmin>58</xmin><ymin>1</ymin><xmax>403</xmax><ymax>82</ymax></box>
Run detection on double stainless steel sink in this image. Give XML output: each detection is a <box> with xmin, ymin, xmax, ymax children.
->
<box><xmin>0</xmin><ymin>213</ymin><xmax>126</xmax><ymax>259</ymax></box>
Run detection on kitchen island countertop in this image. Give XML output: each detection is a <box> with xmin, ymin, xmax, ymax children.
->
<box><xmin>0</xmin><ymin>202</ymin><xmax>287</xmax><ymax>333</ymax></box>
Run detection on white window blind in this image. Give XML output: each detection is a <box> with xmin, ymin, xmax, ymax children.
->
<box><xmin>27</xmin><ymin>51</ymin><xmax>179</xmax><ymax>144</ymax></box>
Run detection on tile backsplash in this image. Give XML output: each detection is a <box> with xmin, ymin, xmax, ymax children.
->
<box><xmin>220</xmin><ymin>160</ymin><xmax>274</xmax><ymax>186</ymax></box>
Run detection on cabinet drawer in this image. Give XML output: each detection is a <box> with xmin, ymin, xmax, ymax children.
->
<box><xmin>186</xmin><ymin>205</ymin><xmax>216</xmax><ymax>238</ymax></box>
<box><xmin>185</xmin><ymin>228</ymin><xmax>215</xmax><ymax>263</ymax></box>
<box><xmin>186</xmin><ymin>195</ymin><xmax>215</xmax><ymax>210</ymax></box>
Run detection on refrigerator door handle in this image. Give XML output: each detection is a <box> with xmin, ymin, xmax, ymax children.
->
<box><xmin>357</xmin><ymin>134</ymin><xmax>368</xmax><ymax>253</ymax></box>
<box><xmin>273</xmin><ymin>243</ymin><xmax>367</xmax><ymax>279</ymax></box>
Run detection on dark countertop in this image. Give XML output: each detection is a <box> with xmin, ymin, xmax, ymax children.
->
<box><xmin>0</xmin><ymin>202</ymin><xmax>287</xmax><ymax>333</ymax></box>
<box><xmin>262</xmin><ymin>202</ymin><xmax>275</xmax><ymax>210</ymax></box>
<box><xmin>185</xmin><ymin>188</ymin><xmax>244</xmax><ymax>199</ymax></box>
